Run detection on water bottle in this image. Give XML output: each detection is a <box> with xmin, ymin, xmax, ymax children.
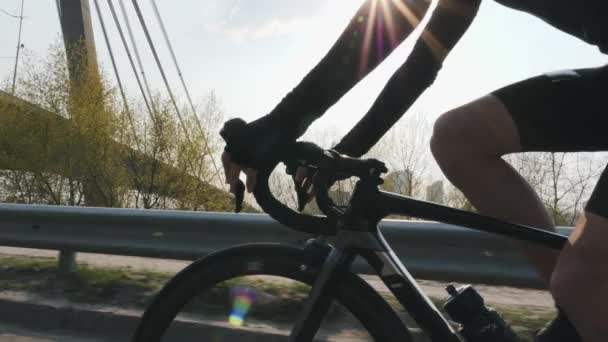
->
<box><xmin>443</xmin><ymin>284</ymin><xmax>520</xmax><ymax>342</ymax></box>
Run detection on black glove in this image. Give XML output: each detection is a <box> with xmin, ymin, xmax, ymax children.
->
<box><xmin>220</xmin><ymin>117</ymin><xmax>292</xmax><ymax>168</ymax></box>
<box><xmin>220</xmin><ymin>117</ymin><xmax>292</xmax><ymax>212</ymax></box>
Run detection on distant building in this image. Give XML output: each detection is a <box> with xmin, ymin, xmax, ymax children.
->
<box><xmin>426</xmin><ymin>180</ymin><xmax>444</xmax><ymax>204</ymax></box>
<box><xmin>383</xmin><ymin>170</ymin><xmax>413</xmax><ymax>196</ymax></box>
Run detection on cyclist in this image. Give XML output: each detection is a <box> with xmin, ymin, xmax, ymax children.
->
<box><xmin>221</xmin><ymin>0</ymin><xmax>607</xmax><ymax>341</ymax></box>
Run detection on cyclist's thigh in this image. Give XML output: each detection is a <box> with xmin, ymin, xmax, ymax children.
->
<box><xmin>491</xmin><ymin>64</ymin><xmax>608</xmax><ymax>217</ymax></box>
<box><xmin>491</xmin><ymin>65</ymin><xmax>608</xmax><ymax>152</ymax></box>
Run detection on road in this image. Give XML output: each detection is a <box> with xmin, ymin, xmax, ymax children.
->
<box><xmin>0</xmin><ymin>323</ymin><xmax>103</xmax><ymax>342</ymax></box>
<box><xmin>0</xmin><ymin>246</ymin><xmax>555</xmax><ymax>310</ymax></box>
<box><xmin>0</xmin><ymin>246</ymin><xmax>555</xmax><ymax>341</ymax></box>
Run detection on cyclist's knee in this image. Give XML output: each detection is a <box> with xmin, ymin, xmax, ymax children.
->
<box><xmin>431</xmin><ymin>95</ymin><xmax>521</xmax><ymax>165</ymax></box>
<box><xmin>430</xmin><ymin>106</ymin><xmax>470</xmax><ymax>160</ymax></box>
<box><xmin>430</xmin><ymin>101</ymin><xmax>487</xmax><ymax>170</ymax></box>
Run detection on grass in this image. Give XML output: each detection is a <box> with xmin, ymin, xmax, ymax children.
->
<box><xmin>0</xmin><ymin>256</ymin><xmax>169</xmax><ymax>307</ymax></box>
<box><xmin>0</xmin><ymin>256</ymin><xmax>553</xmax><ymax>340</ymax></box>
<box><xmin>0</xmin><ymin>256</ymin><xmax>312</xmax><ymax>319</ymax></box>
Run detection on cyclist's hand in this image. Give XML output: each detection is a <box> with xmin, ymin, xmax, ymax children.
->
<box><xmin>220</xmin><ymin>117</ymin><xmax>264</xmax><ymax>197</ymax></box>
<box><xmin>220</xmin><ymin>117</ymin><xmax>291</xmax><ymax>212</ymax></box>
<box><xmin>221</xmin><ymin>151</ymin><xmax>258</xmax><ymax>194</ymax></box>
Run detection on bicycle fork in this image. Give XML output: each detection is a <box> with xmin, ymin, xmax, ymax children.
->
<box><xmin>288</xmin><ymin>233</ymin><xmax>461</xmax><ymax>342</ymax></box>
<box><xmin>289</xmin><ymin>242</ymin><xmax>355</xmax><ymax>342</ymax></box>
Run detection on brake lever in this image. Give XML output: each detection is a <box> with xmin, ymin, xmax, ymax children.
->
<box><xmin>288</xmin><ymin>159</ymin><xmax>353</xmax><ymax>214</ymax></box>
<box><xmin>295</xmin><ymin>182</ymin><xmax>310</xmax><ymax>212</ymax></box>
<box><xmin>285</xmin><ymin>158</ymin><xmax>315</xmax><ymax>212</ymax></box>
<box><xmin>233</xmin><ymin>179</ymin><xmax>245</xmax><ymax>213</ymax></box>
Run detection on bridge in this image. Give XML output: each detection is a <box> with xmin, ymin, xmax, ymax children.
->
<box><xmin>0</xmin><ymin>89</ymin><xmax>232</xmax><ymax>210</ymax></box>
<box><xmin>0</xmin><ymin>0</ymin><xmax>234</xmax><ymax>210</ymax></box>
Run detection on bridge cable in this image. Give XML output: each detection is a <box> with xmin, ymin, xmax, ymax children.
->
<box><xmin>131</xmin><ymin>0</ymin><xmax>193</xmax><ymax>144</ymax></box>
<box><xmin>92</xmin><ymin>0</ymin><xmax>141</xmax><ymax>149</ymax></box>
<box><xmin>118</xmin><ymin>0</ymin><xmax>158</xmax><ymax>116</ymax></box>
<box><xmin>106</xmin><ymin>0</ymin><xmax>155</xmax><ymax>123</ymax></box>
<box><xmin>55</xmin><ymin>0</ymin><xmax>61</xmax><ymax>21</ymax></box>
<box><xmin>149</xmin><ymin>0</ymin><xmax>224</xmax><ymax>185</ymax></box>
<box><xmin>10</xmin><ymin>0</ymin><xmax>25</xmax><ymax>95</ymax></box>
<box><xmin>131</xmin><ymin>0</ymin><xmax>221</xmax><ymax>186</ymax></box>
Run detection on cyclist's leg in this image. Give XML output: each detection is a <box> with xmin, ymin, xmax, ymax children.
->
<box><xmin>550</xmin><ymin>183</ymin><xmax>608</xmax><ymax>342</ymax></box>
<box><xmin>432</xmin><ymin>65</ymin><xmax>608</xmax><ymax>341</ymax></box>
<box><xmin>430</xmin><ymin>94</ymin><xmax>558</xmax><ymax>283</ymax></box>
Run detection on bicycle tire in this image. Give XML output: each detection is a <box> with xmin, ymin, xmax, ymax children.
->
<box><xmin>131</xmin><ymin>243</ymin><xmax>413</xmax><ymax>342</ymax></box>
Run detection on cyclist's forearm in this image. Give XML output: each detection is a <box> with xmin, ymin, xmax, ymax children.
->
<box><xmin>335</xmin><ymin>0</ymin><xmax>482</xmax><ymax>158</ymax></box>
<box><xmin>252</xmin><ymin>0</ymin><xmax>433</xmax><ymax>140</ymax></box>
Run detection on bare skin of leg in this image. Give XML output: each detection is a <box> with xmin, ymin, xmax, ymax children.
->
<box><xmin>550</xmin><ymin>211</ymin><xmax>608</xmax><ymax>342</ymax></box>
<box><xmin>431</xmin><ymin>94</ymin><xmax>608</xmax><ymax>340</ymax></box>
<box><xmin>430</xmin><ymin>95</ymin><xmax>559</xmax><ymax>283</ymax></box>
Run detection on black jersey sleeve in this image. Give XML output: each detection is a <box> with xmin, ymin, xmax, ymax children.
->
<box><xmin>335</xmin><ymin>0</ymin><xmax>481</xmax><ymax>157</ymax></box>
<box><xmin>248</xmin><ymin>0</ymin><xmax>432</xmax><ymax>141</ymax></box>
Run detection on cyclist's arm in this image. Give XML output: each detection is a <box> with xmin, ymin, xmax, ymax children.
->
<box><xmin>248</xmin><ymin>0</ymin><xmax>432</xmax><ymax>139</ymax></box>
<box><xmin>335</xmin><ymin>0</ymin><xmax>482</xmax><ymax>157</ymax></box>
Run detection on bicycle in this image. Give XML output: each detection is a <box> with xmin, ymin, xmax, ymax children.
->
<box><xmin>131</xmin><ymin>141</ymin><xmax>567</xmax><ymax>342</ymax></box>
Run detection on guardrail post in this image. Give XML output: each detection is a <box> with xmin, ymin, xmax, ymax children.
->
<box><xmin>58</xmin><ymin>250</ymin><xmax>77</xmax><ymax>275</ymax></box>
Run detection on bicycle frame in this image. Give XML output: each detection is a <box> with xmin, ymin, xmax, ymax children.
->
<box><xmin>289</xmin><ymin>180</ymin><xmax>568</xmax><ymax>342</ymax></box>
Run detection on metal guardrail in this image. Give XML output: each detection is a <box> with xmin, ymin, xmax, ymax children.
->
<box><xmin>0</xmin><ymin>204</ymin><xmax>572</xmax><ymax>288</ymax></box>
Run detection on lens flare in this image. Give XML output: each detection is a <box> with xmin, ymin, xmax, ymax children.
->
<box><xmin>359</xmin><ymin>0</ymin><xmax>379</xmax><ymax>76</ymax></box>
<box><xmin>229</xmin><ymin>314</ymin><xmax>244</xmax><ymax>327</ymax></box>
<box><xmin>391</xmin><ymin>0</ymin><xmax>448</xmax><ymax>60</ymax></box>
<box><xmin>228</xmin><ymin>287</ymin><xmax>256</xmax><ymax>327</ymax></box>
<box><xmin>357</xmin><ymin>0</ymin><xmax>449</xmax><ymax>75</ymax></box>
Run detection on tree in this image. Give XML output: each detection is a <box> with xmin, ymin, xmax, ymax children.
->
<box><xmin>123</xmin><ymin>95</ymin><xmax>179</xmax><ymax>209</ymax></box>
<box><xmin>117</xmin><ymin>91</ymin><xmax>238</xmax><ymax>212</ymax></box>
<box><xmin>1</xmin><ymin>41</ymin><xmax>238</xmax><ymax>212</ymax></box>
<box><xmin>444</xmin><ymin>183</ymin><xmax>475</xmax><ymax>212</ymax></box>
<box><xmin>506</xmin><ymin>152</ymin><xmax>604</xmax><ymax>225</ymax></box>
<box><xmin>369</xmin><ymin>112</ymin><xmax>431</xmax><ymax>199</ymax></box>
<box><xmin>0</xmin><ymin>41</ymin><xmax>128</xmax><ymax>207</ymax></box>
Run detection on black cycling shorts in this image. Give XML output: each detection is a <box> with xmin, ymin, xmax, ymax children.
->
<box><xmin>491</xmin><ymin>65</ymin><xmax>608</xmax><ymax>219</ymax></box>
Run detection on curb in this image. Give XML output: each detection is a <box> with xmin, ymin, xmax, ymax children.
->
<box><xmin>0</xmin><ymin>296</ymin><xmax>140</xmax><ymax>341</ymax></box>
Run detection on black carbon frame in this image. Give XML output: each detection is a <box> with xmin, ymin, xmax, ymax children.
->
<box><xmin>289</xmin><ymin>184</ymin><xmax>567</xmax><ymax>342</ymax></box>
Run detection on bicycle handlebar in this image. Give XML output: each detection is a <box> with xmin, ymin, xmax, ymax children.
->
<box><xmin>253</xmin><ymin>160</ymin><xmax>337</xmax><ymax>235</ymax></box>
<box><xmin>220</xmin><ymin>118</ymin><xmax>386</xmax><ymax>235</ymax></box>
<box><xmin>252</xmin><ymin>141</ymin><xmax>387</xmax><ymax>235</ymax></box>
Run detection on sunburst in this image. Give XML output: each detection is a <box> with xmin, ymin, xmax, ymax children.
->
<box><xmin>358</xmin><ymin>0</ymin><xmax>451</xmax><ymax>75</ymax></box>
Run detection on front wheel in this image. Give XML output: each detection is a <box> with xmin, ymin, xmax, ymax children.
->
<box><xmin>132</xmin><ymin>244</ymin><xmax>413</xmax><ymax>341</ymax></box>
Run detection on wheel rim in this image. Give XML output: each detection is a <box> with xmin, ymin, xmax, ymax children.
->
<box><xmin>134</xmin><ymin>246</ymin><xmax>410</xmax><ymax>342</ymax></box>
<box><xmin>162</xmin><ymin>274</ymin><xmax>375</xmax><ymax>341</ymax></box>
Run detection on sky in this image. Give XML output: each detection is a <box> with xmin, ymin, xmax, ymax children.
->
<box><xmin>1</xmin><ymin>0</ymin><xmax>607</xmax><ymax>178</ymax></box>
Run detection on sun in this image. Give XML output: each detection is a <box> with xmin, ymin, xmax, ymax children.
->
<box><xmin>358</xmin><ymin>0</ymin><xmax>447</xmax><ymax>76</ymax></box>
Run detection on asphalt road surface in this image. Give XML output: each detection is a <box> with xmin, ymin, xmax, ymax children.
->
<box><xmin>0</xmin><ymin>323</ymin><xmax>104</xmax><ymax>342</ymax></box>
